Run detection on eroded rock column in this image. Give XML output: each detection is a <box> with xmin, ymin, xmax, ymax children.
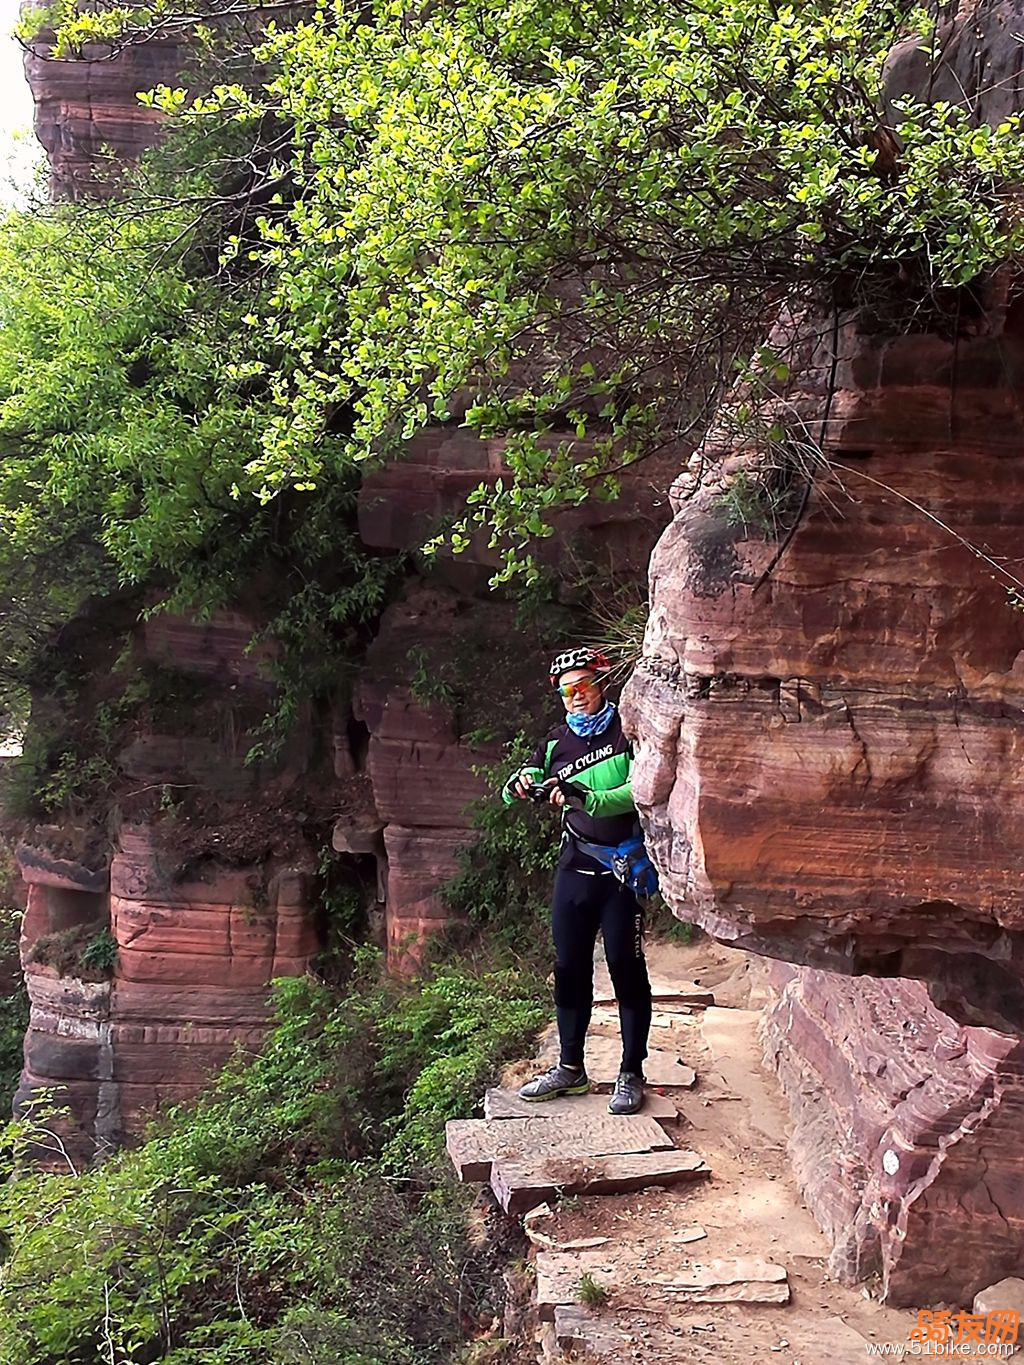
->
<box><xmin>13</xmin><ymin>610</ymin><xmax>323</xmax><ymax>1163</ymax></box>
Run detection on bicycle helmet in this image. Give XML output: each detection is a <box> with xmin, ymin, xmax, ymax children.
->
<box><xmin>548</xmin><ymin>646</ymin><xmax>611</xmax><ymax>687</ymax></box>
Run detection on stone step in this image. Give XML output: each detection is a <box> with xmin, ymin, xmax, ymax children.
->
<box><xmin>483</xmin><ymin>1086</ymin><xmax>680</xmax><ymax>1125</ymax></box>
<box><xmin>534</xmin><ymin>1029</ymin><xmax>698</xmax><ymax>1088</ymax></box>
<box><xmin>586</xmin><ymin>1037</ymin><xmax>697</xmax><ymax>1089</ymax></box>
<box><xmin>536</xmin><ymin>1250</ymin><xmax>790</xmax><ymax>1320</ymax></box>
<box><xmin>491</xmin><ymin>1147</ymin><xmax>710</xmax><ymax>1215</ymax></box>
<box><xmin>445</xmin><ymin>1111</ymin><xmax>675</xmax><ymax>1182</ymax></box>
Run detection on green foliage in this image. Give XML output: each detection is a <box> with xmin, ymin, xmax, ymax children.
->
<box><xmin>715</xmin><ymin>467</ymin><xmax>800</xmax><ymax>539</ymax></box>
<box><xmin>3</xmin><ymin>665</ymin><xmax>150</xmax><ymax>818</ymax></box>
<box><xmin>403</xmin><ymin>594</ymin><xmax>577</xmax><ymax>746</ymax></box>
<box><xmin>79</xmin><ymin>927</ymin><xmax>119</xmax><ymax>973</ymax></box>
<box><xmin>442</xmin><ymin>743</ymin><xmax>558</xmax><ymax>964</ymax></box>
<box><xmin>576</xmin><ymin>1272</ymin><xmax>610</xmax><ymax>1308</ymax></box>
<box><xmin>0</xmin><ymin>958</ymin><xmax>541</xmax><ymax>1365</ymax></box>
<box><xmin>25</xmin><ymin>922</ymin><xmax>117</xmax><ymax>981</ymax></box>
<box><xmin>0</xmin><ymin>986</ymin><xmax>26</xmax><ymax>1114</ymax></box>
<box><xmin>154</xmin><ymin>0</ymin><xmax>1024</xmax><ymax>582</ymax></box>
<box><xmin>0</xmin><ymin>907</ymin><xmax>27</xmax><ymax>1112</ymax></box>
<box><xmin>19</xmin><ymin>0</ymin><xmax>1016</xmax><ymax>593</ymax></box>
<box><xmin>645</xmin><ymin>896</ymin><xmax>697</xmax><ymax>945</ymax></box>
<box><xmin>0</xmin><ymin>140</ymin><xmax>398</xmax><ymax>742</ymax></box>
<box><xmin>377</xmin><ymin>964</ymin><xmax>546</xmax><ymax>1165</ymax></box>
<box><xmin>407</xmin><ymin>645</ymin><xmax>459</xmax><ymax>711</ymax></box>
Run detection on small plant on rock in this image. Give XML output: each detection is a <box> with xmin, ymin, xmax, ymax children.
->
<box><xmin>80</xmin><ymin>928</ymin><xmax>118</xmax><ymax>973</ymax></box>
<box><xmin>27</xmin><ymin>924</ymin><xmax>118</xmax><ymax>980</ymax></box>
<box><xmin>576</xmin><ymin>1273</ymin><xmax>610</xmax><ymax>1308</ymax></box>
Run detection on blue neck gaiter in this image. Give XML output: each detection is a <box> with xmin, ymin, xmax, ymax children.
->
<box><xmin>566</xmin><ymin>700</ymin><xmax>616</xmax><ymax>738</ymax></box>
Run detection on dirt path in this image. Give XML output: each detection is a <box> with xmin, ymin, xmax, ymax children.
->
<box><xmin>496</xmin><ymin>935</ymin><xmax>923</xmax><ymax>1364</ymax></box>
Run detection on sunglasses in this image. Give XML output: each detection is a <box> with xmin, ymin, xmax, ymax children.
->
<box><xmin>558</xmin><ymin>677</ymin><xmax>600</xmax><ymax>699</ymax></box>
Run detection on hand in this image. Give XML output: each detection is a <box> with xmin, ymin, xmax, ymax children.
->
<box><xmin>548</xmin><ymin>784</ymin><xmax>567</xmax><ymax>807</ymax></box>
<box><xmin>512</xmin><ymin>772</ymin><xmax>535</xmax><ymax>799</ymax></box>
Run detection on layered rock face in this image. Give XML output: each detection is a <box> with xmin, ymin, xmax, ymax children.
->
<box><xmin>763</xmin><ymin>964</ymin><xmax>1024</xmax><ymax>1306</ymax></box>
<box><xmin>624</xmin><ymin>312</ymin><xmax>1024</xmax><ymax>1026</ymax></box>
<box><xmin>20</xmin><ymin>1</ymin><xmax>185</xmax><ymax>198</ymax></box>
<box><xmin>623</xmin><ymin>0</ymin><xmax>1024</xmax><ymax>1305</ymax></box>
<box><xmin>354</xmin><ymin>587</ymin><xmax>504</xmax><ymax>969</ymax></box>
<box><xmin>15</xmin><ymin>611</ymin><xmax>323</xmax><ymax>1164</ymax></box>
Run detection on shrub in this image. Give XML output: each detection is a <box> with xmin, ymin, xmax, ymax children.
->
<box><xmin>576</xmin><ymin>1272</ymin><xmax>610</xmax><ymax>1308</ymax></box>
<box><xmin>25</xmin><ymin>923</ymin><xmax>116</xmax><ymax>982</ymax></box>
<box><xmin>0</xmin><ymin>959</ymin><xmax>541</xmax><ymax>1365</ymax></box>
<box><xmin>441</xmin><ymin>745</ymin><xmax>558</xmax><ymax>968</ymax></box>
<box><xmin>377</xmin><ymin>964</ymin><xmax>547</xmax><ymax>1166</ymax></box>
<box><xmin>0</xmin><ymin>907</ymin><xmax>27</xmax><ymax>1111</ymax></box>
<box><xmin>79</xmin><ymin>927</ymin><xmax>118</xmax><ymax>973</ymax></box>
<box><xmin>0</xmin><ymin>990</ymin><xmax>25</xmax><ymax>1113</ymax></box>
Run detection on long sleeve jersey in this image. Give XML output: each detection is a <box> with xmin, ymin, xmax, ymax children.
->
<box><xmin>501</xmin><ymin>709</ymin><xmax>639</xmax><ymax>849</ymax></box>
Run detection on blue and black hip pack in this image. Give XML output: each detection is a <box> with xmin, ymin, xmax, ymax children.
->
<box><xmin>571</xmin><ymin>832</ymin><xmax>660</xmax><ymax>900</ymax></box>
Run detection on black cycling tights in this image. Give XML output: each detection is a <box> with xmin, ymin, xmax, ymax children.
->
<box><xmin>551</xmin><ymin>864</ymin><xmax>653</xmax><ymax>1076</ymax></box>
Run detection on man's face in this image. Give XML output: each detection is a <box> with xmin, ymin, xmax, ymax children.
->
<box><xmin>558</xmin><ymin>669</ymin><xmax>604</xmax><ymax>717</ymax></box>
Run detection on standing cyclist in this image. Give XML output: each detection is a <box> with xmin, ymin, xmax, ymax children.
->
<box><xmin>502</xmin><ymin>647</ymin><xmax>653</xmax><ymax>1115</ymax></box>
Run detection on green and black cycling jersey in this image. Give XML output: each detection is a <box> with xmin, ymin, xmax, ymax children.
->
<box><xmin>501</xmin><ymin>710</ymin><xmax>638</xmax><ymax>860</ymax></box>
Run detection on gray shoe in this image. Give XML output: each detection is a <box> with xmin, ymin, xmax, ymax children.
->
<box><xmin>608</xmin><ymin>1071</ymin><xmax>644</xmax><ymax>1115</ymax></box>
<box><xmin>518</xmin><ymin>1063</ymin><xmax>590</xmax><ymax>1102</ymax></box>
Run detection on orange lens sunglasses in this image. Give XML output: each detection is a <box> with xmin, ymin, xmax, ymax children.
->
<box><xmin>558</xmin><ymin>677</ymin><xmax>599</xmax><ymax>699</ymax></box>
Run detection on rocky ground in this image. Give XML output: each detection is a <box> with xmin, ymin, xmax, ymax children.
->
<box><xmin>455</xmin><ymin>934</ymin><xmax>929</xmax><ymax>1364</ymax></box>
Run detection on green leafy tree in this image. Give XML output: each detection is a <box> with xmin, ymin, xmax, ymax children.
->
<box><xmin>4</xmin><ymin>0</ymin><xmax>1022</xmax><ymax>709</ymax></box>
<box><xmin>163</xmin><ymin>0</ymin><xmax>1024</xmax><ymax>580</ymax></box>
<box><xmin>0</xmin><ymin>163</ymin><xmax>397</xmax><ymax>734</ymax></box>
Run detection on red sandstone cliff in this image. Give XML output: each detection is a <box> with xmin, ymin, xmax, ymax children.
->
<box><xmin>19</xmin><ymin>0</ymin><xmax>185</xmax><ymax>198</ymax></box>
<box><xmin>13</xmin><ymin>610</ymin><xmax>325</xmax><ymax>1163</ymax></box>
<box><xmin>624</xmin><ymin>309</ymin><xmax>1024</xmax><ymax>1026</ymax></box>
<box><xmin>623</xmin><ymin>0</ymin><xmax>1024</xmax><ymax>1306</ymax></box>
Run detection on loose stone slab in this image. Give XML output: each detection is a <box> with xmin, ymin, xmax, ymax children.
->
<box><xmin>670</xmin><ymin>1223</ymin><xmax>708</xmax><ymax>1245</ymax></box>
<box><xmin>536</xmin><ymin>1250</ymin><xmax>789</xmax><ymax>1319</ymax></box>
<box><xmin>484</xmin><ymin>1086</ymin><xmax>680</xmax><ymax>1125</ymax></box>
<box><xmin>491</xmin><ymin>1147</ymin><xmax>710</xmax><ymax>1215</ymax></box>
<box><xmin>554</xmin><ymin>1305</ymin><xmax>635</xmax><ymax>1354</ymax></box>
<box><xmin>445</xmin><ymin>1112</ymin><xmax>675</xmax><ymax>1182</ymax></box>
<box><xmin>523</xmin><ymin>1204</ymin><xmax>612</xmax><ymax>1251</ymax></box>
<box><xmin>656</xmin><ymin>1257</ymin><xmax>790</xmax><ymax>1305</ymax></box>
<box><xmin>535</xmin><ymin>1250</ymin><xmax>625</xmax><ymax>1321</ymax></box>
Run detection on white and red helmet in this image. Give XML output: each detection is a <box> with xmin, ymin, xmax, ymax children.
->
<box><xmin>548</xmin><ymin>647</ymin><xmax>611</xmax><ymax>688</ymax></box>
